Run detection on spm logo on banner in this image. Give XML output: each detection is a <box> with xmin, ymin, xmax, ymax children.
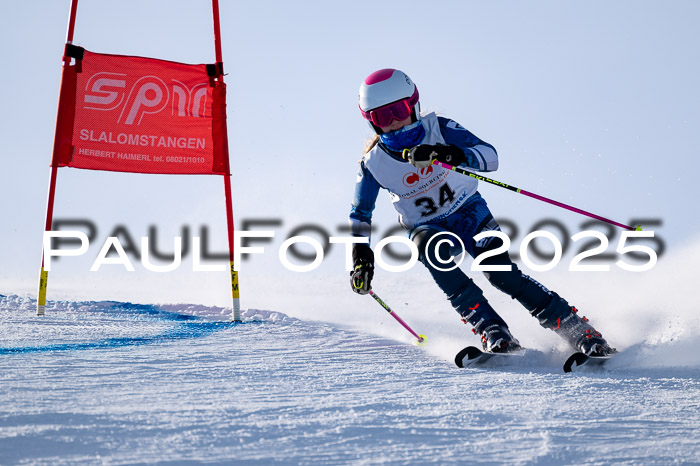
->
<box><xmin>69</xmin><ymin>50</ymin><xmax>218</xmax><ymax>174</ymax></box>
<box><xmin>82</xmin><ymin>72</ymin><xmax>209</xmax><ymax>125</ymax></box>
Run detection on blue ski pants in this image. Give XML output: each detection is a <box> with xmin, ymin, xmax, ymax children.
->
<box><xmin>409</xmin><ymin>192</ymin><xmax>571</xmax><ymax>329</ymax></box>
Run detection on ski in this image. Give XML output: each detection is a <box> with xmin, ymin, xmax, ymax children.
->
<box><xmin>563</xmin><ymin>352</ymin><xmax>614</xmax><ymax>373</ymax></box>
<box><xmin>454</xmin><ymin>345</ymin><xmax>530</xmax><ymax>368</ymax></box>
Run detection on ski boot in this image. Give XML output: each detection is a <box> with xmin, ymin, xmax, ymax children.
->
<box><xmin>459</xmin><ymin>301</ymin><xmax>521</xmax><ymax>353</ymax></box>
<box><xmin>477</xmin><ymin>321</ymin><xmax>521</xmax><ymax>353</ymax></box>
<box><xmin>533</xmin><ymin>297</ymin><xmax>615</xmax><ymax>356</ymax></box>
<box><xmin>555</xmin><ymin>307</ymin><xmax>615</xmax><ymax>356</ymax></box>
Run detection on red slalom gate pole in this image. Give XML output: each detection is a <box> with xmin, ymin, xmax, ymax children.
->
<box><xmin>37</xmin><ymin>0</ymin><xmax>80</xmax><ymax>316</ymax></box>
<box><xmin>211</xmin><ymin>0</ymin><xmax>240</xmax><ymax>321</ymax></box>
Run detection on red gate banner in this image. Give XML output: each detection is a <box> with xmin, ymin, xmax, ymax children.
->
<box><xmin>52</xmin><ymin>48</ymin><xmax>229</xmax><ymax>175</ymax></box>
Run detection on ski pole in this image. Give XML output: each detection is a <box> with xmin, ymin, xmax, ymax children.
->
<box><xmin>368</xmin><ymin>290</ymin><xmax>427</xmax><ymax>345</ymax></box>
<box><xmin>404</xmin><ymin>150</ymin><xmax>642</xmax><ymax>231</ymax></box>
<box><xmin>438</xmin><ymin>159</ymin><xmax>641</xmax><ymax>231</ymax></box>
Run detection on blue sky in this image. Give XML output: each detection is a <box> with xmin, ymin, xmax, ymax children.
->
<box><xmin>1</xmin><ymin>1</ymin><xmax>698</xmax><ymax>311</ymax></box>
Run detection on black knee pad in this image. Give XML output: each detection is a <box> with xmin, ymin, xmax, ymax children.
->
<box><xmin>412</xmin><ymin>227</ymin><xmax>456</xmax><ymax>266</ymax></box>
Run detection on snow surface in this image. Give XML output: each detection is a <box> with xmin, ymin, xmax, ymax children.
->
<box><xmin>1</xmin><ymin>294</ymin><xmax>699</xmax><ymax>465</ymax></box>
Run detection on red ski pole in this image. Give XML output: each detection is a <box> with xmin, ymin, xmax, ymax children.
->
<box><xmin>403</xmin><ymin>150</ymin><xmax>643</xmax><ymax>232</ymax></box>
<box><xmin>368</xmin><ymin>290</ymin><xmax>427</xmax><ymax>345</ymax></box>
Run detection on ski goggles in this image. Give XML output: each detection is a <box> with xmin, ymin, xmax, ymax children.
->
<box><xmin>360</xmin><ymin>90</ymin><xmax>419</xmax><ymax>127</ymax></box>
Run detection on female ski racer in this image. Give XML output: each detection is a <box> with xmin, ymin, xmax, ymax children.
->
<box><xmin>349</xmin><ymin>68</ymin><xmax>614</xmax><ymax>356</ymax></box>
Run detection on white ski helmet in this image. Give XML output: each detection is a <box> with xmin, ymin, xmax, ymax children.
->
<box><xmin>359</xmin><ymin>68</ymin><xmax>420</xmax><ymax>132</ymax></box>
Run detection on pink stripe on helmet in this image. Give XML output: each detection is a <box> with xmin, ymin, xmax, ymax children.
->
<box><xmin>364</xmin><ymin>68</ymin><xmax>396</xmax><ymax>85</ymax></box>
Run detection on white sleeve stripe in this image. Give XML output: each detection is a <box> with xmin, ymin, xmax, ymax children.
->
<box><xmin>470</xmin><ymin>145</ymin><xmax>498</xmax><ymax>171</ymax></box>
<box><xmin>470</xmin><ymin>147</ymin><xmax>487</xmax><ymax>170</ymax></box>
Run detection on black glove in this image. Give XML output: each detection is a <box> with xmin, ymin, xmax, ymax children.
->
<box><xmin>350</xmin><ymin>243</ymin><xmax>374</xmax><ymax>295</ymax></box>
<box><xmin>404</xmin><ymin>144</ymin><xmax>467</xmax><ymax>168</ymax></box>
